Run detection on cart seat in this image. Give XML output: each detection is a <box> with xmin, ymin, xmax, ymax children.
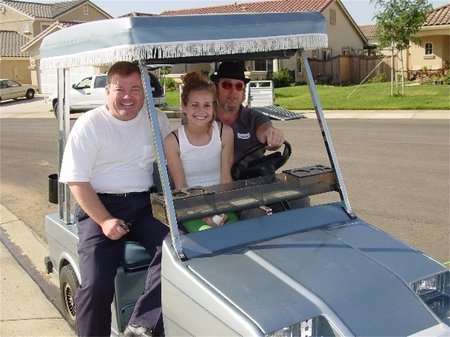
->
<box><xmin>121</xmin><ymin>241</ymin><xmax>152</xmax><ymax>271</ymax></box>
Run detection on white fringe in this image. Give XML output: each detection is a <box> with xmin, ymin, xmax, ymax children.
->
<box><xmin>40</xmin><ymin>34</ymin><xmax>327</xmax><ymax>69</ymax></box>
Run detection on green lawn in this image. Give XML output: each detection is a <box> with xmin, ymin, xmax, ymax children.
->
<box><xmin>165</xmin><ymin>82</ymin><xmax>449</xmax><ymax>110</ymax></box>
<box><xmin>275</xmin><ymin>82</ymin><xmax>449</xmax><ymax>110</ymax></box>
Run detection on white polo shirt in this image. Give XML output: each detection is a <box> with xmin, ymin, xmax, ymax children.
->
<box><xmin>59</xmin><ymin>105</ymin><xmax>171</xmax><ymax>193</ymax></box>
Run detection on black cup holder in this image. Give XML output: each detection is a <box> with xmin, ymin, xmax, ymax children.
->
<box><xmin>48</xmin><ymin>173</ymin><xmax>58</xmax><ymax>204</ymax></box>
<box><xmin>173</xmin><ymin>191</ymin><xmax>188</xmax><ymax>197</ymax></box>
<box><xmin>185</xmin><ymin>187</ymin><xmax>207</xmax><ymax>194</ymax></box>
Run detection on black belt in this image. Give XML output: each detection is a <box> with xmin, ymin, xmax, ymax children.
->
<box><xmin>98</xmin><ymin>186</ymin><xmax>157</xmax><ymax>198</ymax></box>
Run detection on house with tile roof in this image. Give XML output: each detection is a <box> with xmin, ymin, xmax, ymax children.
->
<box><xmin>0</xmin><ymin>0</ymin><xmax>111</xmax><ymax>91</ymax></box>
<box><xmin>0</xmin><ymin>30</ymin><xmax>30</xmax><ymax>83</ymax></box>
<box><xmin>160</xmin><ymin>0</ymin><xmax>369</xmax><ymax>83</ymax></box>
<box><xmin>359</xmin><ymin>25</ymin><xmax>377</xmax><ymax>47</ymax></box>
<box><xmin>358</xmin><ymin>4</ymin><xmax>449</xmax><ymax>80</ymax></box>
<box><xmin>21</xmin><ymin>20</ymin><xmax>111</xmax><ymax>93</ymax></box>
<box><xmin>408</xmin><ymin>3</ymin><xmax>449</xmax><ymax>77</ymax></box>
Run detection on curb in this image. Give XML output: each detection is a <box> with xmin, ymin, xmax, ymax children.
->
<box><xmin>0</xmin><ymin>204</ymin><xmax>75</xmax><ymax>337</ymax></box>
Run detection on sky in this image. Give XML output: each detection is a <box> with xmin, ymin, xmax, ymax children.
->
<box><xmin>86</xmin><ymin>0</ymin><xmax>449</xmax><ymax>24</ymax></box>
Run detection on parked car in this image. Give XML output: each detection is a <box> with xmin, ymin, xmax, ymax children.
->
<box><xmin>50</xmin><ymin>72</ymin><xmax>165</xmax><ymax>117</ymax></box>
<box><xmin>0</xmin><ymin>79</ymin><xmax>37</xmax><ymax>101</ymax></box>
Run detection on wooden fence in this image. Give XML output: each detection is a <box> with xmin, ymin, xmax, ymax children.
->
<box><xmin>308</xmin><ymin>55</ymin><xmax>391</xmax><ymax>85</ymax></box>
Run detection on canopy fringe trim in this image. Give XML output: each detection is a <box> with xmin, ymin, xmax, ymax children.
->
<box><xmin>40</xmin><ymin>34</ymin><xmax>327</xmax><ymax>69</ymax></box>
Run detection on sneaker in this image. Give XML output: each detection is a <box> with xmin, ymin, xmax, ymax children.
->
<box><xmin>123</xmin><ymin>324</ymin><xmax>153</xmax><ymax>337</ymax></box>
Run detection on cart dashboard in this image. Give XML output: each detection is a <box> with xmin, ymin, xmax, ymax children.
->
<box><xmin>151</xmin><ymin>164</ymin><xmax>336</xmax><ymax>225</ymax></box>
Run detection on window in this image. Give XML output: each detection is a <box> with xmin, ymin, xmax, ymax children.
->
<box><xmin>94</xmin><ymin>75</ymin><xmax>106</xmax><ymax>88</ymax></box>
<box><xmin>425</xmin><ymin>42</ymin><xmax>433</xmax><ymax>55</ymax></box>
<box><xmin>330</xmin><ymin>9</ymin><xmax>336</xmax><ymax>25</ymax></box>
<box><xmin>23</xmin><ymin>23</ymin><xmax>30</xmax><ymax>34</ymax></box>
<box><xmin>7</xmin><ymin>80</ymin><xmax>20</xmax><ymax>88</ymax></box>
<box><xmin>83</xmin><ymin>4</ymin><xmax>89</xmax><ymax>15</ymax></box>
<box><xmin>254</xmin><ymin>59</ymin><xmax>273</xmax><ymax>72</ymax></box>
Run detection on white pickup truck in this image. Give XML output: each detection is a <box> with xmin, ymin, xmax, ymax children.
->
<box><xmin>50</xmin><ymin>72</ymin><xmax>165</xmax><ymax>117</ymax></box>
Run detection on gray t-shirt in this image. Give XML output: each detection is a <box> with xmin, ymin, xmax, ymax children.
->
<box><xmin>231</xmin><ymin>106</ymin><xmax>271</xmax><ymax>163</ymax></box>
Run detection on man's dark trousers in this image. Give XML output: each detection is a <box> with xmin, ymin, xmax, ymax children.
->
<box><xmin>75</xmin><ymin>192</ymin><xmax>169</xmax><ymax>337</ymax></box>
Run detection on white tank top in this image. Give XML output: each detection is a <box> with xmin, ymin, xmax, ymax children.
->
<box><xmin>179</xmin><ymin>121</ymin><xmax>221</xmax><ymax>187</ymax></box>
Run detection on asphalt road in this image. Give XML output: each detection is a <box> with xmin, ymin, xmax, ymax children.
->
<box><xmin>1</xmin><ymin>106</ymin><xmax>449</xmax><ymax>263</ymax></box>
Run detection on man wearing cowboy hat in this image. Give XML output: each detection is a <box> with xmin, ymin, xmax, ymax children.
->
<box><xmin>211</xmin><ymin>61</ymin><xmax>309</xmax><ymax>214</ymax></box>
<box><xmin>211</xmin><ymin>61</ymin><xmax>285</xmax><ymax>163</ymax></box>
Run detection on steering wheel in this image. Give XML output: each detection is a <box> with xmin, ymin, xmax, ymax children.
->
<box><xmin>231</xmin><ymin>141</ymin><xmax>291</xmax><ymax>180</ymax></box>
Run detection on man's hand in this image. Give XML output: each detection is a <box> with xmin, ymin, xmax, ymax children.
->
<box><xmin>264</xmin><ymin>126</ymin><xmax>284</xmax><ymax>150</ymax></box>
<box><xmin>68</xmin><ymin>182</ymin><xmax>130</xmax><ymax>240</ymax></box>
<box><xmin>100</xmin><ymin>218</ymin><xmax>129</xmax><ymax>240</ymax></box>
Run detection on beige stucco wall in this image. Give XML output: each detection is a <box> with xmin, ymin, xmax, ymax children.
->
<box><xmin>0</xmin><ymin>3</ymin><xmax>109</xmax><ymax>37</ymax></box>
<box><xmin>324</xmin><ymin>3</ymin><xmax>365</xmax><ymax>57</ymax></box>
<box><xmin>0</xmin><ymin>7</ymin><xmax>35</xmax><ymax>37</ymax></box>
<box><xmin>409</xmin><ymin>35</ymin><xmax>450</xmax><ymax>71</ymax></box>
<box><xmin>0</xmin><ymin>58</ymin><xmax>32</xmax><ymax>84</ymax></box>
<box><xmin>57</xmin><ymin>4</ymin><xmax>110</xmax><ymax>22</ymax></box>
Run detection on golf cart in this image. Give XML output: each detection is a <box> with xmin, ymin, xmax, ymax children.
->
<box><xmin>41</xmin><ymin>12</ymin><xmax>449</xmax><ymax>337</ymax></box>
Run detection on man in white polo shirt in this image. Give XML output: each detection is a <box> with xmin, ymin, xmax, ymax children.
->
<box><xmin>60</xmin><ymin>61</ymin><xmax>171</xmax><ymax>337</ymax></box>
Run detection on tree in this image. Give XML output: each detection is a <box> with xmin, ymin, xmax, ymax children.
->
<box><xmin>371</xmin><ymin>0</ymin><xmax>432</xmax><ymax>95</ymax></box>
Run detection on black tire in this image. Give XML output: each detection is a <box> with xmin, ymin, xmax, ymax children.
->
<box><xmin>59</xmin><ymin>264</ymin><xmax>79</xmax><ymax>331</ymax></box>
<box><xmin>25</xmin><ymin>89</ymin><xmax>35</xmax><ymax>100</ymax></box>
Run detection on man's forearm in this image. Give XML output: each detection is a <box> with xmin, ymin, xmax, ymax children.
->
<box><xmin>68</xmin><ymin>182</ymin><xmax>113</xmax><ymax>226</ymax></box>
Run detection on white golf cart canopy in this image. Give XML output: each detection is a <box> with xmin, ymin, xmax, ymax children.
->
<box><xmin>40</xmin><ymin>12</ymin><xmax>327</xmax><ymax>68</ymax></box>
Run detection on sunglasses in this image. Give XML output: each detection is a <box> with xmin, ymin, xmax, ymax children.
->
<box><xmin>220</xmin><ymin>81</ymin><xmax>245</xmax><ymax>92</ymax></box>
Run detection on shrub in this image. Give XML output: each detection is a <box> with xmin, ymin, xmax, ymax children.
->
<box><xmin>161</xmin><ymin>77</ymin><xmax>177</xmax><ymax>91</ymax></box>
<box><xmin>270</xmin><ymin>68</ymin><xmax>293</xmax><ymax>88</ymax></box>
<box><xmin>368</xmin><ymin>72</ymin><xmax>387</xmax><ymax>83</ymax></box>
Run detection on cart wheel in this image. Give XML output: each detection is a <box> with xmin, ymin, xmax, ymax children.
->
<box><xmin>59</xmin><ymin>264</ymin><xmax>79</xmax><ymax>331</ymax></box>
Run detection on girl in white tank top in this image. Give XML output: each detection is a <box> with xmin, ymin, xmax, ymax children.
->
<box><xmin>164</xmin><ymin>72</ymin><xmax>236</xmax><ymax>232</ymax></box>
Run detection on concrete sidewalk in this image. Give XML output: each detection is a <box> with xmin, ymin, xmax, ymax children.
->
<box><xmin>300</xmin><ymin>109</ymin><xmax>450</xmax><ymax>119</ymax></box>
<box><xmin>0</xmin><ymin>204</ymin><xmax>75</xmax><ymax>337</ymax></box>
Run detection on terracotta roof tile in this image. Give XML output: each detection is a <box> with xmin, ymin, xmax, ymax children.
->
<box><xmin>3</xmin><ymin>0</ymin><xmax>88</xmax><ymax>19</ymax></box>
<box><xmin>359</xmin><ymin>24</ymin><xmax>377</xmax><ymax>40</ymax></box>
<box><xmin>162</xmin><ymin>0</ymin><xmax>334</xmax><ymax>16</ymax></box>
<box><xmin>0</xmin><ymin>30</ymin><xmax>30</xmax><ymax>57</ymax></box>
<box><xmin>423</xmin><ymin>3</ymin><xmax>450</xmax><ymax>26</ymax></box>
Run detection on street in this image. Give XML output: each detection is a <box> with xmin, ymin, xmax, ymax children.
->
<box><xmin>1</xmin><ymin>106</ymin><xmax>449</xmax><ymax>263</ymax></box>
